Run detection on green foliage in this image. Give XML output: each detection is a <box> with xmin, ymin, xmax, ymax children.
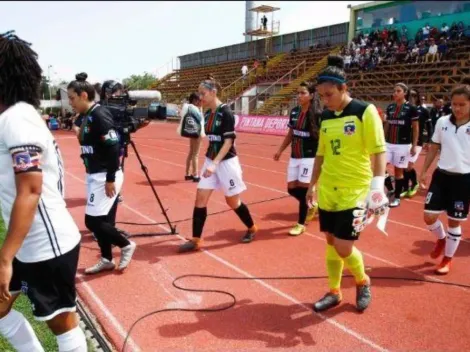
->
<box><xmin>122</xmin><ymin>72</ymin><xmax>157</xmax><ymax>90</ymax></box>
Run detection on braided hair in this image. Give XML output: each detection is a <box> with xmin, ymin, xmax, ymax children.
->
<box><xmin>0</xmin><ymin>31</ymin><xmax>42</xmax><ymax>108</ymax></box>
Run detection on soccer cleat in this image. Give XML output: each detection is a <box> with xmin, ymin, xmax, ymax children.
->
<box><xmin>241</xmin><ymin>225</ymin><xmax>258</xmax><ymax>243</ymax></box>
<box><xmin>435</xmin><ymin>256</ymin><xmax>452</xmax><ymax>275</ymax></box>
<box><xmin>305</xmin><ymin>203</ymin><xmax>319</xmax><ymax>223</ymax></box>
<box><xmin>406</xmin><ymin>184</ymin><xmax>419</xmax><ymax>198</ymax></box>
<box><xmin>85</xmin><ymin>258</ymin><xmax>115</xmax><ymax>275</ymax></box>
<box><xmin>313</xmin><ymin>291</ymin><xmax>342</xmax><ymax>312</ymax></box>
<box><xmin>192</xmin><ymin>176</ymin><xmax>201</xmax><ymax>182</ymax></box>
<box><xmin>118</xmin><ymin>241</ymin><xmax>137</xmax><ymax>271</ymax></box>
<box><xmin>430</xmin><ymin>238</ymin><xmax>446</xmax><ymax>259</ymax></box>
<box><xmin>178</xmin><ymin>238</ymin><xmax>201</xmax><ymax>253</ymax></box>
<box><xmin>356</xmin><ymin>280</ymin><xmax>372</xmax><ymax>312</ymax></box>
<box><xmin>389</xmin><ymin>198</ymin><xmax>400</xmax><ymax>208</ymax></box>
<box><xmin>185</xmin><ymin>175</ymin><xmax>193</xmax><ymax>181</ymax></box>
<box><xmin>289</xmin><ymin>223</ymin><xmax>305</xmax><ymax>236</ymax></box>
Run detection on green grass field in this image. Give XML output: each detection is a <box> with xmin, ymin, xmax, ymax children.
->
<box><xmin>0</xmin><ymin>218</ymin><xmax>95</xmax><ymax>351</ymax></box>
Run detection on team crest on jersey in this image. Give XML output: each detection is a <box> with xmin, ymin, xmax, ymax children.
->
<box><xmin>344</xmin><ymin>121</ymin><xmax>356</xmax><ymax>135</ymax></box>
<box><xmin>466</xmin><ymin>126</ymin><xmax>470</xmax><ymax>135</ymax></box>
<box><xmin>455</xmin><ymin>201</ymin><xmax>464</xmax><ymax>211</ymax></box>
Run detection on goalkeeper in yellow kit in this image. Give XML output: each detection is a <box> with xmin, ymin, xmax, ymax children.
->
<box><xmin>307</xmin><ymin>56</ymin><xmax>389</xmax><ymax>312</ymax></box>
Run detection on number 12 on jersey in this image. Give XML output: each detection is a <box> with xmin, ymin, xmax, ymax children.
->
<box><xmin>330</xmin><ymin>139</ymin><xmax>341</xmax><ymax>155</ymax></box>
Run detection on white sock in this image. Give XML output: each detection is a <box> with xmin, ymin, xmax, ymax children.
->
<box><xmin>445</xmin><ymin>226</ymin><xmax>462</xmax><ymax>258</ymax></box>
<box><xmin>427</xmin><ymin>220</ymin><xmax>446</xmax><ymax>240</ymax></box>
<box><xmin>0</xmin><ymin>309</ymin><xmax>44</xmax><ymax>352</ymax></box>
<box><xmin>56</xmin><ymin>326</ymin><xmax>87</xmax><ymax>352</ymax></box>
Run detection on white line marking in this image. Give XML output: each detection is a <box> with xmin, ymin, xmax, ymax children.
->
<box><xmin>76</xmin><ymin>275</ymin><xmax>141</xmax><ymax>352</ymax></box>
<box><xmin>66</xmin><ymin>171</ymin><xmax>388</xmax><ymax>351</ymax></box>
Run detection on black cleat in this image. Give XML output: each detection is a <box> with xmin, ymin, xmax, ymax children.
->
<box><xmin>313</xmin><ymin>292</ymin><xmax>342</xmax><ymax>312</ymax></box>
<box><xmin>356</xmin><ymin>283</ymin><xmax>372</xmax><ymax>312</ymax></box>
<box><xmin>241</xmin><ymin>225</ymin><xmax>258</xmax><ymax>243</ymax></box>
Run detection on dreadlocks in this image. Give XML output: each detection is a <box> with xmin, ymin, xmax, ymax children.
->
<box><xmin>0</xmin><ymin>31</ymin><xmax>42</xmax><ymax>108</ymax></box>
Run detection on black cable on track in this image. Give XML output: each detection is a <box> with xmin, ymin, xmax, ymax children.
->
<box><xmin>120</xmin><ymin>273</ymin><xmax>470</xmax><ymax>352</ymax></box>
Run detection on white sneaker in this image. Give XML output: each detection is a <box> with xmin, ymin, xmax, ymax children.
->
<box><xmin>85</xmin><ymin>258</ymin><xmax>115</xmax><ymax>275</ymax></box>
<box><xmin>118</xmin><ymin>241</ymin><xmax>137</xmax><ymax>271</ymax></box>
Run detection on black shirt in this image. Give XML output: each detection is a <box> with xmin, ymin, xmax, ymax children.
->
<box><xmin>416</xmin><ymin>105</ymin><xmax>431</xmax><ymax>146</ymax></box>
<box><xmin>288</xmin><ymin>106</ymin><xmax>319</xmax><ymax>159</ymax></box>
<box><xmin>204</xmin><ymin>104</ymin><xmax>237</xmax><ymax>161</ymax></box>
<box><xmin>79</xmin><ymin>104</ymin><xmax>120</xmax><ymax>182</ymax></box>
<box><xmin>430</xmin><ymin>106</ymin><xmax>447</xmax><ymax>130</ymax></box>
<box><xmin>385</xmin><ymin>102</ymin><xmax>419</xmax><ymax>144</ymax></box>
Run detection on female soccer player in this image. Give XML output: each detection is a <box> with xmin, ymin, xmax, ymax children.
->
<box><xmin>307</xmin><ymin>56</ymin><xmax>388</xmax><ymax>312</ymax></box>
<box><xmin>68</xmin><ymin>73</ymin><xmax>136</xmax><ymax>274</ymax></box>
<box><xmin>178</xmin><ymin>78</ymin><xmax>257</xmax><ymax>252</ymax></box>
<box><xmin>402</xmin><ymin>89</ymin><xmax>431</xmax><ymax>197</ymax></box>
<box><xmin>0</xmin><ymin>31</ymin><xmax>87</xmax><ymax>351</ymax></box>
<box><xmin>274</xmin><ymin>82</ymin><xmax>320</xmax><ymax>236</ymax></box>
<box><xmin>384</xmin><ymin>83</ymin><xmax>419</xmax><ymax>207</ymax></box>
<box><xmin>419</xmin><ymin>85</ymin><xmax>470</xmax><ymax>275</ymax></box>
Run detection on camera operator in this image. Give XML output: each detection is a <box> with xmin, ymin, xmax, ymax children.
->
<box><xmin>67</xmin><ymin>73</ymin><xmax>136</xmax><ymax>275</ymax></box>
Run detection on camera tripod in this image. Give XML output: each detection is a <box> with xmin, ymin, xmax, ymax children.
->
<box><xmin>120</xmin><ymin>134</ymin><xmax>178</xmax><ymax>237</ymax></box>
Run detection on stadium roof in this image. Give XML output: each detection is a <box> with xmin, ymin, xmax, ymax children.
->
<box><xmin>249</xmin><ymin>5</ymin><xmax>280</xmax><ymax>13</ymax></box>
<box><xmin>350</xmin><ymin>1</ymin><xmax>394</xmax><ymax>11</ymax></box>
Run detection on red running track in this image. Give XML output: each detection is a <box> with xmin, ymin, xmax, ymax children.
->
<box><xmin>55</xmin><ymin>123</ymin><xmax>470</xmax><ymax>352</ymax></box>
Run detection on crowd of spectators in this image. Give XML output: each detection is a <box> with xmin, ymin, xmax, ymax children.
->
<box><xmin>342</xmin><ymin>21</ymin><xmax>470</xmax><ymax>71</ymax></box>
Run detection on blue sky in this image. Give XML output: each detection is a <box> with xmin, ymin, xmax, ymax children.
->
<box><xmin>2</xmin><ymin>1</ymin><xmax>368</xmax><ymax>84</ymax></box>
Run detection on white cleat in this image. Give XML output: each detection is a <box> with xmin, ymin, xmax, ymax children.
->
<box><xmin>118</xmin><ymin>241</ymin><xmax>137</xmax><ymax>271</ymax></box>
<box><xmin>85</xmin><ymin>258</ymin><xmax>115</xmax><ymax>275</ymax></box>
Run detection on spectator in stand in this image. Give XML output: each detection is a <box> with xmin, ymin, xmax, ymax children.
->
<box><xmin>241</xmin><ymin>64</ymin><xmax>248</xmax><ymax>80</ymax></box>
<box><xmin>425</xmin><ymin>38</ymin><xmax>438</xmax><ymax>63</ymax></box>
<box><xmin>437</xmin><ymin>38</ymin><xmax>448</xmax><ymax>61</ymax></box>
<box><xmin>441</xmin><ymin>23</ymin><xmax>449</xmax><ymax>38</ymax></box>
<box><xmin>422</xmin><ymin>24</ymin><xmax>431</xmax><ymax>40</ymax></box>
<box><xmin>344</xmin><ymin>52</ymin><xmax>352</xmax><ymax>70</ymax></box>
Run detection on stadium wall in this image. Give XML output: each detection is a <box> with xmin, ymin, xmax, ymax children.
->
<box><xmin>178</xmin><ymin>22</ymin><xmax>349</xmax><ymax>69</ymax></box>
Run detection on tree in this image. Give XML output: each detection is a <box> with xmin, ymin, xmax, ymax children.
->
<box><xmin>122</xmin><ymin>72</ymin><xmax>157</xmax><ymax>90</ymax></box>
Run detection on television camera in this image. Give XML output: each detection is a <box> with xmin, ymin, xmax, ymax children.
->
<box><xmin>104</xmin><ymin>90</ymin><xmax>164</xmax><ymax>137</ymax></box>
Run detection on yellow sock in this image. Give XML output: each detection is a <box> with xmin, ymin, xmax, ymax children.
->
<box><xmin>326</xmin><ymin>245</ymin><xmax>344</xmax><ymax>291</ymax></box>
<box><xmin>343</xmin><ymin>247</ymin><xmax>366</xmax><ymax>284</ymax></box>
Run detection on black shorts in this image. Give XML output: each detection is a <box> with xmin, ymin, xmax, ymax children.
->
<box><xmin>319</xmin><ymin>207</ymin><xmax>361</xmax><ymax>241</ymax></box>
<box><xmin>9</xmin><ymin>244</ymin><xmax>80</xmax><ymax>321</ymax></box>
<box><xmin>424</xmin><ymin>169</ymin><xmax>470</xmax><ymax>221</ymax></box>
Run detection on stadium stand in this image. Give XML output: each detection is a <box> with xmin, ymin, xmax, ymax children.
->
<box><xmin>152</xmin><ymin>1</ymin><xmax>470</xmax><ymax>116</ymax></box>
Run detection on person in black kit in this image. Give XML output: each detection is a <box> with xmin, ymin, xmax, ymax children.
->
<box><xmin>420</xmin><ymin>85</ymin><xmax>470</xmax><ymax>275</ymax></box>
<box><xmin>384</xmin><ymin>83</ymin><xmax>419</xmax><ymax>207</ymax></box>
<box><xmin>274</xmin><ymin>82</ymin><xmax>320</xmax><ymax>236</ymax></box>
<box><xmin>178</xmin><ymin>78</ymin><xmax>257</xmax><ymax>252</ymax></box>
<box><xmin>402</xmin><ymin>88</ymin><xmax>431</xmax><ymax>197</ymax></box>
<box><xmin>67</xmin><ymin>73</ymin><xmax>136</xmax><ymax>274</ymax></box>
<box><xmin>430</xmin><ymin>98</ymin><xmax>446</xmax><ymax>133</ymax></box>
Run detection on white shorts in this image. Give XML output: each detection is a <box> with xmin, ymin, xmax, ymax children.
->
<box><xmin>386</xmin><ymin>143</ymin><xmax>411</xmax><ymax>169</ymax></box>
<box><xmin>198</xmin><ymin>157</ymin><xmax>247</xmax><ymax>197</ymax></box>
<box><xmin>287</xmin><ymin>157</ymin><xmax>315</xmax><ymax>183</ymax></box>
<box><xmin>86</xmin><ymin>170</ymin><xmax>124</xmax><ymax>216</ymax></box>
<box><xmin>408</xmin><ymin>145</ymin><xmax>423</xmax><ymax>164</ymax></box>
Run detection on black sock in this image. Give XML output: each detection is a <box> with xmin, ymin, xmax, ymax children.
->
<box><xmin>192</xmin><ymin>207</ymin><xmax>207</xmax><ymax>238</ymax></box>
<box><xmin>409</xmin><ymin>169</ymin><xmax>417</xmax><ymax>187</ymax></box>
<box><xmin>296</xmin><ymin>188</ymin><xmax>308</xmax><ymax>225</ymax></box>
<box><xmin>288</xmin><ymin>187</ymin><xmax>301</xmax><ymax>201</ymax></box>
<box><xmin>385</xmin><ymin>176</ymin><xmax>394</xmax><ymax>192</ymax></box>
<box><xmin>403</xmin><ymin>171</ymin><xmax>411</xmax><ymax>192</ymax></box>
<box><xmin>394</xmin><ymin>178</ymin><xmax>404</xmax><ymax>199</ymax></box>
<box><xmin>234</xmin><ymin>203</ymin><xmax>255</xmax><ymax>229</ymax></box>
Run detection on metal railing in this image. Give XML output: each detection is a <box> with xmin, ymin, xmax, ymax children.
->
<box><xmin>221</xmin><ymin>65</ymin><xmax>258</xmax><ymax>99</ymax></box>
<box><xmin>246</xmin><ymin>60</ymin><xmax>306</xmax><ymax>108</ymax></box>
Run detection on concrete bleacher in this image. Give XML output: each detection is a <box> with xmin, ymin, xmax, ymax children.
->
<box><xmin>349</xmin><ymin>41</ymin><xmax>470</xmax><ymax>104</ymax></box>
